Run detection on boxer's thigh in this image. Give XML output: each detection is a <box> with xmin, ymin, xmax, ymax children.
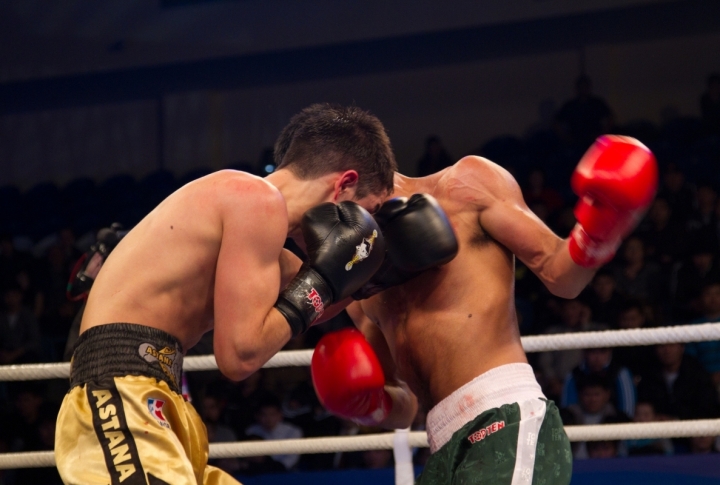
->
<box><xmin>56</xmin><ymin>385</ymin><xmax>119</xmax><ymax>484</ymax></box>
<box><xmin>532</xmin><ymin>401</ymin><xmax>572</xmax><ymax>485</ymax></box>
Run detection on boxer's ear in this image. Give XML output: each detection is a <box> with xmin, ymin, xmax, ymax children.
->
<box><xmin>332</xmin><ymin>170</ymin><xmax>359</xmax><ymax>202</ymax></box>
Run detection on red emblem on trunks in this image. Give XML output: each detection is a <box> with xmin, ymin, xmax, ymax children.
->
<box><xmin>147</xmin><ymin>398</ymin><xmax>170</xmax><ymax>429</ymax></box>
<box><xmin>468</xmin><ymin>420</ymin><xmax>505</xmax><ymax>444</ymax></box>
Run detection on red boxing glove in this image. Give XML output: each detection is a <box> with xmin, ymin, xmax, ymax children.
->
<box><xmin>569</xmin><ymin>135</ymin><xmax>658</xmax><ymax>267</ymax></box>
<box><xmin>311</xmin><ymin>328</ymin><xmax>392</xmax><ymax>426</ymax></box>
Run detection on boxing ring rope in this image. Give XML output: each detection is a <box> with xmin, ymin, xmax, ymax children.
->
<box><xmin>1</xmin><ymin>322</ymin><xmax>720</xmax><ymax>471</ymax></box>
<box><xmin>2</xmin><ymin>323</ymin><xmax>720</xmax><ymax>381</ymax></box>
<box><xmin>2</xmin><ymin>419</ymin><xmax>720</xmax><ymax>470</ymax></box>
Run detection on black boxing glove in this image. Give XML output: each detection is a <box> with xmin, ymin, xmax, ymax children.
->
<box><xmin>353</xmin><ymin>194</ymin><xmax>458</xmax><ymax>300</ymax></box>
<box><xmin>275</xmin><ymin>201</ymin><xmax>385</xmax><ymax>336</ymax></box>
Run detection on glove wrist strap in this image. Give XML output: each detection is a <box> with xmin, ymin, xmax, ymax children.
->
<box><xmin>351</xmin><ymin>390</ymin><xmax>392</xmax><ymax>427</ymax></box>
<box><xmin>275</xmin><ymin>266</ymin><xmax>333</xmax><ymax>337</ymax></box>
<box><xmin>568</xmin><ymin>224</ymin><xmax>619</xmax><ymax>268</ymax></box>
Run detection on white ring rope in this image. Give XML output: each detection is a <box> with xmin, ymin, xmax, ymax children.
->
<box><xmin>1</xmin><ymin>323</ymin><xmax>719</xmax><ymax>381</ymax></box>
<box><xmin>2</xmin><ymin>419</ymin><xmax>720</xmax><ymax>470</ymax></box>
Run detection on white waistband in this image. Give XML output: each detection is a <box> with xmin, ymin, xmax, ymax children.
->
<box><xmin>425</xmin><ymin>363</ymin><xmax>545</xmax><ymax>453</ymax></box>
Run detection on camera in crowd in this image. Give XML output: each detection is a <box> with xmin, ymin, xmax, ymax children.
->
<box><xmin>66</xmin><ymin>223</ymin><xmax>128</xmax><ymax>301</ymax></box>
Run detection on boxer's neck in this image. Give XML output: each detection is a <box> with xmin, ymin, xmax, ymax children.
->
<box><xmin>393</xmin><ymin>170</ymin><xmax>446</xmax><ymax>198</ymax></box>
<box><xmin>266</xmin><ymin>169</ymin><xmax>340</xmax><ymax>237</ymax></box>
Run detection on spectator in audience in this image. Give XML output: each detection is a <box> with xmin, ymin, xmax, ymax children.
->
<box><xmin>291</xmin><ymin>383</ymin><xmax>343</xmax><ymax>471</ymax></box>
<box><xmin>612</xmin><ymin>300</ymin><xmax>658</xmax><ymax>380</ymax></box>
<box><xmin>416</xmin><ymin>135</ymin><xmax>453</xmax><ymax>177</ymax></box>
<box><xmin>235</xmin><ymin>434</ymin><xmax>287</xmax><ymax>477</ymax></box>
<box><xmin>687</xmin><ymin>184</ymin><xmax>719</xmax><ymax>243</ymax></box>
<box><xmin>585</xmin><ymin>270</ymin><xmax>624</xmax><ymax>326</ymax></box>
<box><xmin>523</xmin><ymin>168</ymin><xmax>565</xmax><ymax>215</ymax></box>
<box><xmin>225</xmin><ymin>369</ymin><xmax>270</xmax><ymax>437</ymax></box>
<box><xmin>689</xmin><ymin>435</ymin><xmax>717</xmax><ymax>455</ymax></box>
<box><xmin>13</xmin><ymin>403</ymin><xmax>63</xmax><ymax>485</ymax></box>
<box><xmin>638</xmin><ymin>343</ymin><xmax>720</xmax><ymax>421</ymax></box>
<box><xmin>555</xmin><ymin>75</ymin><xmax>614</xmax><ymax>149</ymax></box>
<box><xmin>565</xmin><ymin>375</ymin><xmax>628</xmax><ymax>459</ymax></box>
<box><xmin>685</xmin><ymin>281</ymin><xmax>720</xmax><ymax>394</ymax></box>
<box><xmin>263</xmin><ymin>334</ymin><xmax>313</xmax><ymax>401</ymax></box>
<box><xmin>657</xmin><ymin>164</ymin><xmax>695</xmax><ymax>224</ymax></box>
<box><xmin>5</xmin><ymin>382</ymin><xmax>47</xmax><ymax>452</ymax></box>
<box><xmin>56</xmin><ymin>227</ymin><xmax>82</xmax><ymax>264</ymax></box>
<box><xmin>538</xmin><ymin>299</ymin><xmax>604</xmax><ymax>400</ymax></box>
<box><xmin>201</xmin><ymin>389</ymin><xmax>240</xmax><ymax>474</ymax></box>
<box><xmin>0</xmin><ymin>233</ymin><xmax>33</xmax><ymax>292</ymax></box>
<box><xmin>562</xmin><ymin>347</ymin><xmax>636</xmax><ymax>418</ymax></box>
<box><xmin>626</xmin><ymin>401</ymin><xmax>673</xmax><ymax>456</ymax></box>
<box><xmin>639</xmin><ymin>198</ymin><xmax>686</xmax><ymax>268</ymax></box>
<box><xmin>245</xmin><ymin>394</ymin><xmax>303</xmax><ymax>470</ymax></box>
<box><xmin>672</xmin><ymin>243</ymin><xmax>720</xmax><ymax>321</ymax></box>
<box><xmin>0</xmin><ymin>286</ymin><xmax>41</xmax><ymax>364</ymax></box>
<box><xmin>361</xmin><ymin>449</ymin><xmax>394</xmax><ymax>469</ymax></box>
<box><xmin>36</xmin><ymin>243</ymin><xmax>76</xmax><ymax>350</ymax></box>
<box><xmin>331</xmin><ymin>419</ymin><xmax>364</xmax><ymax>469</ymax></box>
<box><xmin>586</xmin><ymin>440</ymin><xmax>619</xmax><ymax>459</ymax></box>
<box><xmin>613</xmin><ymin>236</ymin><xmax>664</xmax><ymax>305</ymax></box>
<box><xmin>701</xmin><ymin>73</ymin><xmax>720</xmax><ymax>136</ymax></box>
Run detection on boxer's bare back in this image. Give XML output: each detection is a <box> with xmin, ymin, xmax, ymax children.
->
<box><xmin>355</xmin><ymin>156</ymin><xmax>594</xmax><ymax>410</ymax></box>
<box><xmin>81</xmin><ymin>171</ymin><xmax>298</xmax><ymax>355</ymax></box>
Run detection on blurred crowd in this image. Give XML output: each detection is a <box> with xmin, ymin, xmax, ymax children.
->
<box><xmin>0</xmin><ymin>73</ymin><xmax>719</xmax><ymax>483</ymax></box>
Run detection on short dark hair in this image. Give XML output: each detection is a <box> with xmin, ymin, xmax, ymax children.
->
<box><xmin>619</xmin><ymin>298</ymin><xmax>644</xmax><ymax>315</ymax></box>
<box><xmin>257</xmin><ymin>393</ymin><xmax>282</xmax><ymax>412</ymax></box>
<box><xmin>274</xmin><ymin>103</ymin><xmax>397</xmax><ymax>198</ymax></box>
<box><xmin>578</xmin><ymin>373</ymin><xmax>612</xmax><ymax>392</ymax></box>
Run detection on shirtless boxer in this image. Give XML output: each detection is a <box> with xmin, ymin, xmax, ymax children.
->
<box><xmin>312</xmin><ymin>136</ymin><xmax>658</xmax><ymax>484</ymax></box>
<box><xmin>54</xmin><ymin>103</ymin><xmax>401</xmax><ymax>485</ymax></box>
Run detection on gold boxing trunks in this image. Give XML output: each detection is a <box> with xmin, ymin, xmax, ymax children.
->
<box><xmin>55</xmin><ymin>323</ymin><xmax>240</xmax><ymax>485</ymax></box>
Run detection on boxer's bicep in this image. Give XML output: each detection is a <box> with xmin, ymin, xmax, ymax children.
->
<box><xmin>213</xmin><ymin>191</ymin><xmax>290</xmax><ymax>380</ymax></box>
<box><xmin>451</xmin><ymin>157</ymin><xmax>584</xmax><ymax>297</ymax></box>
<box><xmin>472</xmin><ymin>165</ymin><xmax>592</xmax><ymax>298</ymax></box>
<box><xmin>454</xmin><ymin>157</ymin><xmax>562</xmax><ymax>271</ymax></box>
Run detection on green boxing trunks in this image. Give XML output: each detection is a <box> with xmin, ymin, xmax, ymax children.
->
<box><xmin>418</xmin><ymin>363</ymin><xmax>572</xmax><ymax>485</ymax></box>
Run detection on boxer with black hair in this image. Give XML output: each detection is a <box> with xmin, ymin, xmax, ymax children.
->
<box><xmin>55</xmin><ymin>103</ymin><xmax>401</xmax><ymax>485</ymax></box>
<box><xmin>312</xmin><ymin>136</ymin><xmax>657</xmax><ymax>484</ymax></box>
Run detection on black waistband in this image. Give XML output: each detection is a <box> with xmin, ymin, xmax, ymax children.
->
<box><xmin>70</xmin><ymin>323</ymin><xmax>184</xmax><ymax>395</ymax></box>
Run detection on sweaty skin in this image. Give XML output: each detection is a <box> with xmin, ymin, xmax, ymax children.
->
<box><xmin>82</xmin><ymin>169</ymin><xmax>384</xmax><ymax>381</ymax></box>
<box><xmin>354</xmin><ymin>156</ymin><xmax>596</xmax><ymax>415</ymax></box>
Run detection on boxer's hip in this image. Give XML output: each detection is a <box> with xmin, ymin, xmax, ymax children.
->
<box><xmin>70</xmin><ymin>323</ymin><xmax>184</xmax><ymax>395</ymax></box>
<box><xmin>426</xmin><ymin>363</ymin><xmax>544</xmax><ymax>452</ymax></box>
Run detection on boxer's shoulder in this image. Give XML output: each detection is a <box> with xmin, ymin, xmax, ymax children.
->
<box><xmin>205</xmin><ymin>170</ymin><xmax>285</xmax><ymax>214</ymax></box>
<box><xmin>441</xmin><ymin>156</ymin><xmax>522</xmax><ymax>208</ymax></box>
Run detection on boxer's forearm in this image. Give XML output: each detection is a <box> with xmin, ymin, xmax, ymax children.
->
<box><xmin>217</xmin><ymin>309</ymin><xmax>292</xmax><ymax>381</ymax></box>
<box><xmin>535</xmin><ymin>238</ymin><xmax>596</xmax><ymax>299</ymax></box>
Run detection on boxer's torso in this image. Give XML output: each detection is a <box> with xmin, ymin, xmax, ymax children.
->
<box><xmin>81</xmin><ymin>170</ymin><xmax>288</xmax><ymax>351</ymax></box>
<box><xmin>362</xmin><ymin>160</ymin><xmax>528</xmax><ymax>409</ymax></box>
